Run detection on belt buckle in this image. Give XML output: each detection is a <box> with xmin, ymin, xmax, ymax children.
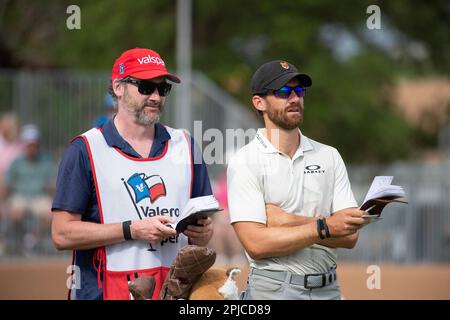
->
<box><xmin>303</xmin><ymin>274</ymin><xmax>312</xmax><ymax>289</ymax></box>
<box><xmin>303</xmin><ymin>272</ymin><xmax>332</xmax><ymax>289</ymax></box>
<box><xmin>304</xmin><ymin>273</ymin><xmax>327</xmax><ymax>289</ymax></box>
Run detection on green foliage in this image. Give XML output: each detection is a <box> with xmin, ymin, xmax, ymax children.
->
<box><xmin>51</xmin><ymin>0</ymin><xmax>177</xmax><ymax>69</ymax></box>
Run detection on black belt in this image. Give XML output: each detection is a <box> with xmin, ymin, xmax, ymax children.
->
<box><xmin>250</xmin><ymin>267</ymin><xmax>337</xmax><ymax>289</ymax></box>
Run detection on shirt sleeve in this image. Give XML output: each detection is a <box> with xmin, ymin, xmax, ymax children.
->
<box><xmin>51</xmin><ymin>138</ymin><xmax>94</xmax><ymax>216</ymax></box>
<box><xmin>331</xmin><ymin>148</ymin><xmax>358</xmax><ymax>212</ymax></box>
<box><xmin>190</xmin><ymin>135</ymin><xmax>212</xmax><ymax>198</ymax></box>
<box><xmin>226</xmin><ymin>154</ymin><xmax>266</xmax><ymax>224</ymax></box>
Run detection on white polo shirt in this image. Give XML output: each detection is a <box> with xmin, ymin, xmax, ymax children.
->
<box><xmin>227</xmin><ymin>128</ymin><xmax>357</xmax><ymax>275</ymax></box>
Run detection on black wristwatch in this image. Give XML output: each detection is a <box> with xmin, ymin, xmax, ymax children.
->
<box><xmin>323</xmin><ymin>218</ymin><xmax>331</xmax><ymax>238</ymax></box>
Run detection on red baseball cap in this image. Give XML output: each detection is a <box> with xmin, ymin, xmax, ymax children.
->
<box><xmin>111</xmin><ymin>48</ymin><xmax>181</xmax><ymax>83</ymax></box>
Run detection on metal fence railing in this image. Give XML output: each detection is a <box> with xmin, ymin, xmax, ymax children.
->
<box><xmin>0</xmin><ymin>70</ymin><xmax>261</xmax><ymax>175</ymax></box>
<box><xmin>339</xmin><ymin>162</ymin><xmax>450</xmax><ymax>263</ymax></box>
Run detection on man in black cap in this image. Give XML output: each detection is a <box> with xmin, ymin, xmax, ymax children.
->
<box><xmin>226</xmin><ymin>60</ymin><xmax>367</xmax><ymax>300</ymax></box>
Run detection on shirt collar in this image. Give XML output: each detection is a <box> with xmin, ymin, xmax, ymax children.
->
<box><xmin>255</xmin><ymin>128</ymin><xmax>314</xmax><ymax>157</ymax></box>
<box><xmin>101</xmin><ymin>117</ymin><xmax>171</xmax><ymax>157</ymax></box>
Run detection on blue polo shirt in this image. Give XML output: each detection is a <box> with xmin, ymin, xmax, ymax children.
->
<box><xmin>51</xmin><ymin>119</ymin><xmax>212</xmax><ymax>300</ymax></box>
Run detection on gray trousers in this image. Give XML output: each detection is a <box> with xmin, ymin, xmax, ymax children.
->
<box><xmin>241</xmin><ymin>271</ymin><xmax>342</xmax><ymax>300</ymax></box>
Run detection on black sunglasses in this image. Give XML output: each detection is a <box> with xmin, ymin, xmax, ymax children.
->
<box><xmin>121</xmin><ymin>78</ymin><xmax>172</xmax><ymax>96</ymax></box>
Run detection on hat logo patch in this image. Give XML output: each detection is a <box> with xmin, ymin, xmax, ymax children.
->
<box><xmin>119</xmin><ymin>63</ymin><xmax>125</xmax><ymax>75</ymax></box>
<box><xmin>137</xmin><ymin>55</ymin><xmax>165</xmax><ymax>66</ymax></box>
<box><xmin>280</xmin><ymin>61</ymin><xmax>289</xmax><ymax>69</ymax></box>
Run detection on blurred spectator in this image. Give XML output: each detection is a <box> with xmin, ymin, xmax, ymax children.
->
<box><xmin>2</xmin><ymin>124</ymin><xmax>55</xmax><ymax>255</ymax></box>
<box><xmin>94</xmin><ymin>93</ymin><xmax>117</xmax><ymax>127</ymax></box>
<box><xmin>0</xmin><ymin>113</ymin><xmax>24</xmax><ymax>183</ymax></box>
<box><xmin>209</xmin><ymin>172</ymin><xmax>246</xmax><ymax>266</ymax></box>
<box><xmin>0</xmin><ymin>113</ymin><xmax>24</xmax><ymax>256</ymax></box>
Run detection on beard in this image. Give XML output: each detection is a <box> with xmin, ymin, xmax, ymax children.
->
<box><xmin>123</xmin><ymin>88</ymin><xmax>163</xmax><ymax>127</ymax></box>
<box><xmin>266</xmin><ymin>102</ymin><xmax>303</xmax><ymax>130</ymax></box>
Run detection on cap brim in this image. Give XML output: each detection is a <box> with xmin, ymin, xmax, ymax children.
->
<box><xmin>266</xmin><ymin>72</ymin><xmax>312</xmax><ymax>90</ymax></box>
<box><xmin>131</xmin><ymin>70</ymin><xmax>181</xmax><ymax>83</ymax></box>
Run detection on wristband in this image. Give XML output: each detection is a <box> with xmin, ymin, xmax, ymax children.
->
<box><xmin>316</xmin><ymin>218</ymin><xmax>326</xmax><ymax>240</ymax></box>
<box><xmin>122</xmin><ymin>220</ymin><xmax>133</xmax><ymax>241</ymax></box>
<box><xmin>323</xmin><ymin>218</ymin><xmax>331</xmax><ymax>238</ymax></box>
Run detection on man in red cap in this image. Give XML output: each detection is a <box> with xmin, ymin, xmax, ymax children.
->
<box><xmin>51</xmin><ymin>48</ymin><xmax>214</xmax><ymax>300</ymax></box>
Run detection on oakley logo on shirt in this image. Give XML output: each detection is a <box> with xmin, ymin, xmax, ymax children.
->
<box><xmin>305</xmin><ymin>164</ymin><xmax>325</xmax><ymax>174</ymax></box>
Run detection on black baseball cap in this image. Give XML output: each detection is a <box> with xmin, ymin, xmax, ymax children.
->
<box><xmin>251</xmin><ymin>60</ymin><xmax>312</xmax><ymax>95</ymax></box>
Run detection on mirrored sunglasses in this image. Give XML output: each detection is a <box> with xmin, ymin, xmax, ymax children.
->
<box><xmin>272</xmin><ymin>86</ymin><xmax>306</xmax><ymax>99</ymax></box>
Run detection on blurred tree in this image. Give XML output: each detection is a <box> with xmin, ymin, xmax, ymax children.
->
<box><xmin>0</xmin><ymin>0</ymin><xmax>448</xmax><ymax>163</ymax></box>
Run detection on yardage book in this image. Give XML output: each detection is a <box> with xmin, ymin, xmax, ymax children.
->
<box><xmin>173</xmin><ymin>195</ymin><xmax>223</xmax><ymax>233</ymax></box>
<box><xmin>360</xmin><ymin>176</ymin><xmax>408</xmax><ymax>223</ymax></box>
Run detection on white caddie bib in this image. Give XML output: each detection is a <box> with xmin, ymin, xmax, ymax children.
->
<box><xmin>81</xmin><ymin>126</ymin><xmax>192</xmax><ymax>299</ymax></box>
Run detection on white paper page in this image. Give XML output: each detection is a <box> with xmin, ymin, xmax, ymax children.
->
<box><xmin>170</xmin><ymin>195</ymin><xmax>220</xmax><ymax>230</ymax></box>
<box><xmin>178</xmin><ymin>195</ymin><xmax>219</xmax><ymax>220</ymax></box>
<box><xmin>363</xmin><ymin>176</ymin><xmax>394</xmax><ymax>203</ymax></box>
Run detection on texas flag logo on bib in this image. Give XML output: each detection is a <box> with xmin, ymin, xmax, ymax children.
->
<box><xmin>126</xmin><ymin>173</ymin><xmax>166</xmax><ymax>204</ymax></box>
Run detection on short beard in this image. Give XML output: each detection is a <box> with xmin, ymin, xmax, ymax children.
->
<box><xmin>123</xmin><ymin>88</ymin><xmax>162</xmax><ymax>127</ymax></box>
<box><xmin>266</xmin><ymin>103</ymin><xmax>303</xmax><ymax>130</ymax></box>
